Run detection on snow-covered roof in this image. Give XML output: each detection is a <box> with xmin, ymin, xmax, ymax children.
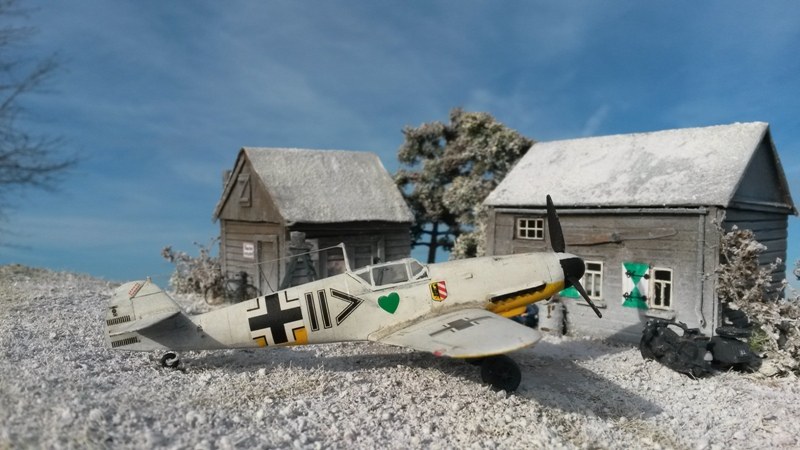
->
<box><xmin>486</xmin><ymin>122</ymin><xmax>790</xmax><ymax>209</ymax></box>
<box><xmin>215</xmin><ymin>148</ymin><xmax>413</xmax><ymax>224</ymax></box>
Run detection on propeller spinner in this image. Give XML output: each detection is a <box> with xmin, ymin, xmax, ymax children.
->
<box><xmin>545</xmin><ymin>195</ymin><xmax>603</xmax><ymax>318</ymax></box>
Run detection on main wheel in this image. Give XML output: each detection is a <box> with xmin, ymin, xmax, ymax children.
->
<box><xmin>480</xmin><ymin>355</ymin><xmax>521</xmax><ymax>392</ymax></box>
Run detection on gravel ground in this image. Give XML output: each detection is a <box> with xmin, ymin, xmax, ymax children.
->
<box><xmin>1</xmin><ymin>264</ymin><xmax>799</xmax><ymax>449</ymax></box>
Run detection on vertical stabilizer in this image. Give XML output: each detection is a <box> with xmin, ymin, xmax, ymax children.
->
<box><xmin>105</xmin><ymin>280</ymin><xmax>182</xmax><ymax>350</ymax></box>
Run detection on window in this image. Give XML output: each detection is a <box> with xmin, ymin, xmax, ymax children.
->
<box><xmin>517</xmin><ymin>218</ymin><xmax>544</xmax><ymax>240</ymax></box>
<box><xmin>584</xmin><ymin>261</ymin><xmax>603</xmax><ymax>300</ymax></box>
<box><xmin>649</xmin><ymin>268</ymin><xmax>672</xmax><ymax>310</ymax></box>
<box><xmin>560</xmin><ymin>260</ymin><xmax>603</xmax><ymax>304</ymax></box>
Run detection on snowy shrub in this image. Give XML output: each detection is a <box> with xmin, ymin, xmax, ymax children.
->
<box><xmin>715</xmin><ymin>224</ymin><xmax>800</xmax><ymax>376</ymax></box>
<box><xmin>161</xmin><ymin>239</ymin><xmax>223</xmax><ymax>295</ymax></box>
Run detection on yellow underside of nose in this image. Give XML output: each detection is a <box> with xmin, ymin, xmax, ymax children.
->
<box><xmin>487</xmin><ymin>281</ymin><xmax>565</xmax><ymax>318</ymax></box>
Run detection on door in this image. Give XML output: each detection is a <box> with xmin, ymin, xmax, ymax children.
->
<box><xmin>258</xmin><ymin>240</ymin><xmax>279</xmax><ymax>294</ymax></box>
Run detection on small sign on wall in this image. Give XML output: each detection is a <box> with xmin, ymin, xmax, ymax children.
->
<box><xmin>243</xmin><ymin>242</ymin><xmax>255</xmax><ymax>259</ymax></box>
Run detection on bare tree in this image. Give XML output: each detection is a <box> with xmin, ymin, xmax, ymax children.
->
<box><xmin>0</xmin><ymin>0</ymin><xmax>74</xmax><ymax>216</ymax></box>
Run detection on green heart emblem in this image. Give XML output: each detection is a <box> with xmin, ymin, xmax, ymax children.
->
<box><xmin>378</xmin><ymin>292</ymin><xmax>400</xmax><ymax>314</ymax></box>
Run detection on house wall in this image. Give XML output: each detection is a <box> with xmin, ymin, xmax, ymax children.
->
<box><xmin>217</xmin><ymin>160</ymin><xmax>283</xmax><ymax>223</ymax></box>
<box><xmin>724</xmin><ymin>135</ymin><xmax>794</xmax><ymax>293</ymax></box>
<box><xmin>220</xmin><ymin>219</ymin><xmax>412</xmax><ymax>294</ymax></box>
<box><xmin>295</xmin><ymin>222</ymin><xmax>411</xmax><ymax>271</ymax></box>
<box><xmin>220</xmin><ymin>220</ymin><xmax>284</xmax><ymax>295</ymax></box>
<box><xmin>490</xmin><ymin>209</ymin><xmax>717</xmax><ymax>343</ymax></box>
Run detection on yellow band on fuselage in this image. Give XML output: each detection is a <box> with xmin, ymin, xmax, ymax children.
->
<box><xmin>485</xmin><ymin>281</ymin><xmax>565</xmax><ymax>315</ymax></box>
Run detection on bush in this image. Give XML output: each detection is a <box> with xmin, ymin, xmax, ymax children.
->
<box><xmin>715</xmin><ymin>224</ymin><xmax>800</xmax><ymax>376</ymax></box>
<box><xmin>161</xmin><ymin>239</ymin><xmax>223</xmax><ymax>295</ymax></box>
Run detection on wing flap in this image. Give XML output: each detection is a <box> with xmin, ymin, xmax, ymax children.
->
<box><xmin>375</xmin><ymin>308</ymin><xmax>541</xmax><ymax>358</ymax></box>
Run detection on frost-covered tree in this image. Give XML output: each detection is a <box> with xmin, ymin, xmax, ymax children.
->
<box><xmin>715</xmin><ymin>224</ymin><xmax>800</xmax><ymax>376</ymax></box>
<box><xmin>395</xmin><ymin>108</ymin><xmax>533</xmax><ymax>262</ymax></box>
<box><xmin>161</xmin><ymin>239</ymin><xmax>223</xmax><ymax>295</ymax></box>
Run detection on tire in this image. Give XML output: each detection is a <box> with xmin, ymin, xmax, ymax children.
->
<box><xmin>160</xmin><ymin>352</ymin><xmax>180</xmax><ymax>369</ymax></box>
<box><xmin>480</xmin><ymin>355</ymin><xmax>521</xmax><ymax>392</ymax></box>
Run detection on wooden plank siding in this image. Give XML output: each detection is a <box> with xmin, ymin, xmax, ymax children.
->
<box><xmin>220</xmin><ymin>220</ymin><xmax>283</xmax><ymax>294</ymax></box>
<box><xmin>493</xmin><ymin>210</ymin><xmax>714</xmax><ymax>342</ymax></box>
<box><xmin>217</xmin><ymin>165</ymin><xmax>283</xmax><ymax>224</ymax></box>
<box><xmin>315</xmin><ymin>228</ymin><xmax>411</xmax><ymax>270</ymax></box>
<box><xmin>222</xmin><ymin>220</ymin><xmax>411</xmax><ymax>292</ymax></box>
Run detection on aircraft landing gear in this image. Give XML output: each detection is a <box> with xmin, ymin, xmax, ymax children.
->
<box><xmin>480</xmin><ymin>355</ymin><xmax>521</xmax><ymax>392</ymax></box>
<box><xmin>160</xmin><ymin>351</ymin><xmax>181</xmax><ymax>369</ymax></box>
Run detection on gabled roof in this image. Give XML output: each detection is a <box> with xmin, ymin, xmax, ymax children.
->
<box><xmin>486</xmin><ymin>122</ymin><xmax>796</xmax><ymax>212</ymax></box>
<box><xmin>213</xmin><ymin>148</ymin><xmax>413</xmax><ymax>224</ymax></box>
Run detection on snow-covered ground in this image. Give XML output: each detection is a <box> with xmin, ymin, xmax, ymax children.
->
<box><xmin>1</xmin><ymin>265</ymin><xmax>799</xmax><ymax>449</ymax></box>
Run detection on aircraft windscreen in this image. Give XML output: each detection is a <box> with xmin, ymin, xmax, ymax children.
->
<box><xmin>352</xmin><ymin>259</ymin><xmax>429</xmax><ymax>288</ymax></box>
<box><xmin>372</xmin><ymin>262</ymin><xmax>409</xmax><ymax>286</ymax></box>
<box><xmin>408</xmin><ymin>260</ymin><xmax>428</xmax><ymax>279</ymax></box>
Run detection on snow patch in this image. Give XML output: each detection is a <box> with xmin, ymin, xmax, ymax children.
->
<box><xmin>1</xmin><ymin>264</ymin><xmax>799</xmax><ymax>449</ymax></box>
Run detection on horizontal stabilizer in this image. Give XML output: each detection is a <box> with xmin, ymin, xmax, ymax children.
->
<box><xmin>108</xmin><ymin>310</ymin><xmax>180</xmax><ymax>337</ymax></box>
<box><xmin>106</xmin><ymin>280</ymin><xmax>183</xmax><ymax>339</ymax></box>
<box><xmin>375</xmin><ymin>309</ymin><xmax>541</xmax><ymax>358</ymax></box>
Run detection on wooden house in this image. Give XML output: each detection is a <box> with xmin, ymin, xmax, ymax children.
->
<box><xmin>484</xmin><ymin>122</ymin><xmax>796</xmax><ymax>342</ymax></box>
<box><xmin>213</xmin><ymin>147</ymin><xmax>413</xmax><ymax>294</ymax></box>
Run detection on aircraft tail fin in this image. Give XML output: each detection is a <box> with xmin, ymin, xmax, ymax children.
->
<box><xmin>105</xmin><ymin>280</ymin><xmax>182</xmax><ymax>350</ymax></box>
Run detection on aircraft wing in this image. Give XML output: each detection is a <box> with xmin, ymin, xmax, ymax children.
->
<box><xmin>375</xmin><ymin>309</ymin><xmax>542</xmax><ymax>358</ymax></box>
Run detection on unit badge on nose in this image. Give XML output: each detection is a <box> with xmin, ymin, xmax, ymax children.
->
<box><xmin>429</xmin><ymin>281</ymin><xmax>448</xmax><ymax>302</ymax></box>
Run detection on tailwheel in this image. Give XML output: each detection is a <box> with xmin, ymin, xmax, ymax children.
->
<box><xmin>160</xmin><ymin>351</ymin><xmax>181</xmax><ymax>369</ymax></box>
<box><xmin>480</xmin><ymin>355</ymin><xmax>521</xmax><ymax>392</ymax></box>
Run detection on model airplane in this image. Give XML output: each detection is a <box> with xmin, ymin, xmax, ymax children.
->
<box><xmin>105</xmin><ymin>196</ymin><xmax>601</xmax><ymax>392</ymax></box>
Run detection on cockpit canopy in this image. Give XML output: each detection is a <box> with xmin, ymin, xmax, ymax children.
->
<box><xmin>352</xmin><ymin>258</ymin><xmax>429</xmax><ymax>288</ymax></box>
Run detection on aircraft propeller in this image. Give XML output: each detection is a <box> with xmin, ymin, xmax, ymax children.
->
<box><xmin>546</xmin><ymin>195</ymin><xmax>603</xmax><ymax>318</ymax></box>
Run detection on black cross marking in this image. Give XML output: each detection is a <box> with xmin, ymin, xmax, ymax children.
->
<box><xmin>248</xmin><ymin>292</ymin><xmax>303</xmax><ymax>345</ymax></box>
<box><xmin>330</xmin><ymin>289</ymin><xmax>363</xmax><ymax>325</ymax></box>
<box><xmin>430</xmin><ymin>316</ymin><xmax>492</xmax><ymax>337</ymax></box>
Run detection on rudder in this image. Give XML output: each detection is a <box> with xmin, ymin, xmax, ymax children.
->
<box><xmin>105</xmin><ymin>279</ymin><xmax>182</xmax><ymax>351</ymax></box>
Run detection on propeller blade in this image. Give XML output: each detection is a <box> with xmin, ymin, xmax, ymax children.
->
<box><xmin>566</xmin><ymin>276</ymin><xmax>603</xmax><ymax>318</ymax></box>
<box><xmin>546</xmin><ymin>195</ymin><xmax>566</xmax><ymax>253</ymax></box>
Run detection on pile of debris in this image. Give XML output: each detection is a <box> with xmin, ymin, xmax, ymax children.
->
<box><xmin>639</xmin><ymin>317</ymin><xmax>760</xmax><ymax>377</ymax></box>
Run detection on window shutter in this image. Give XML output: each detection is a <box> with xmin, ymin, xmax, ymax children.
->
<box><xmin>622</xmin><ymin>262</ymin><xmax>649</xmax><ymax>309</ymax></box>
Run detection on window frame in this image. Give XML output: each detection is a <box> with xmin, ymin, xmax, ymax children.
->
<box><xmin>649</xmin><ymin>267</ymin><xmax>673</xmax><ymax>310</ymax></box>
<box><xmin>516</xmin><ymin>217</ymin><xmax>545</xmax><ymax>240</ymax></box>
<box><xmin>583</xmin><ymin>261</ymin><xmax>604</xmax><ymax>301</ymax></box>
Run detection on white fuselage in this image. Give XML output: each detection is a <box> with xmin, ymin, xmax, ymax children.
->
<box><xmin>113</xmin><ymin>252</ymin><xmax>572</xmax><ymax>352</ymax></box>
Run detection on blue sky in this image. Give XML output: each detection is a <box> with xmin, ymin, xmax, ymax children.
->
<box><xmin>2</xmin><ymin>1</ymin><xmax>799</xmax><ymax>286</ymax></box>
